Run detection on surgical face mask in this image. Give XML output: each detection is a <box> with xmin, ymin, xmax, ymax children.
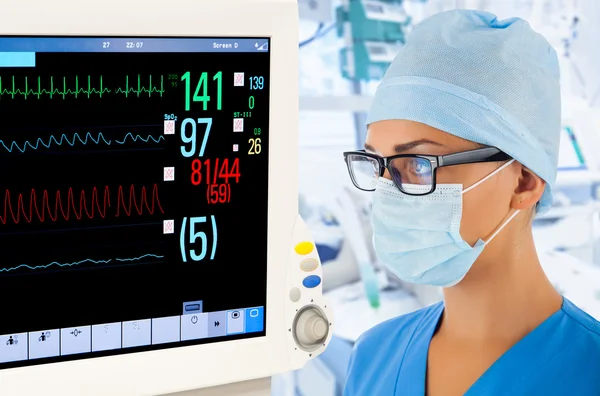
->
<box><xmin>372</xmin><ymin>160</ymin><xmax>519</xmax><ymax>287</ymax></box>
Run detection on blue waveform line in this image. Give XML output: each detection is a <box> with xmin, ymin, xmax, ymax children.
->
<box><xmin>0</xmin><ymin>253</ymin><xmax>164</xmax><ymax>273</ymax></box>
<box><xmin>0</xmin><ymin>132</ymin><xmax>165</xmax><ymax>153</ymax></box>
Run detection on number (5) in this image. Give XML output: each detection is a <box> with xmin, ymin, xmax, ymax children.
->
<box><xmin>189</xmin><ymin>217</ymin><xmax>208</xmax><ymax>261</ymax></box>
<box><xmin>180</xmin><ymin>217</ymin><xmax>207</xmax><ymax>262</ymax></box>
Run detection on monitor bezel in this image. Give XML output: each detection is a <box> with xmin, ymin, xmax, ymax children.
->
<box><xmin>0</xmin><ymin>0</ymin><xmax>299</xmax><ymax>394</ymax></box>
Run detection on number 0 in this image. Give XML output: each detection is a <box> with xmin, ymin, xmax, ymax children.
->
<box><xmin>249</xmin><ymin>96</ymin><xmax>255</xmax><ymax>109</ymax></box>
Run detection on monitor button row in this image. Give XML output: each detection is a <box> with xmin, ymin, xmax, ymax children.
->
<box><xmin>0</xmin><ymin>307</ymin><xmax>263</xmax><ymax>364</ymax></box>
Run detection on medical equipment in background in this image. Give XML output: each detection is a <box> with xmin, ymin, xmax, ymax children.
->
<box><xmin>297</xmin><ymin>0</ymin><xmax>423</xmax><ymax>149</ymax></box>
<box><xmin>568</xmin><ymin>0</ymin><xmax>600</xmax><ymax>108</ymax></box>
<box><xmin>0</xmin><ymin>1</ymin><xmax>333</xmax><ymax>395</ymax></box>
<box><xmin>542</xmin><ymin>250</ymin><xmax>600</xmax><ymax>320</ymax></box>
<box><xmin>299</xmin><ymin>0</ymin><xmax>334</xmax><ymax>22</ymax></box>
<box><xmin>336</xmin><ymin>0</ymin><xmax>413</xmax><ymax>159</ymax></box>
<box><xmin>327</xmin><ymin>188</ymin><xmax>380</xmax><ymax>308</ymax></box>
<box><xmin>533</xmin><ymin>98</ymin><xmax>600</xmax><ymax>265</ymax></box>
<box><xmin>335</xmin><ymin>0</ymin><xmax>412</xmax><ymax>81</ymax></box>
<box><xmin>531</xmin><ymin>98</ymin><xmax>600</xmax><ymax>321</ymax></box>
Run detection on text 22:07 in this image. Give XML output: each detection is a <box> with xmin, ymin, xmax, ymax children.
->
<box><xmin>101</xmin><ymin>42</ymin><xmax>143</xmax><ymax>48</ymax></box>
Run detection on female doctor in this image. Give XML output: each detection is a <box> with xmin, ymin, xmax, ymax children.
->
<box><xmin>342</xmin><ymin>9</ymin><xmax>600</xmax><ymax>396</ymax></box>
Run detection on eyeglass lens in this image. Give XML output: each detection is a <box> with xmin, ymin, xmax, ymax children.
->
<box><xmin>347</xmin><ymin>154</ymin><xmax>433</xmax><ymax>194</ymax></box>
<box><xmin>346</xmin><ymin>154</ymin><xmax>380</xmax><ymax>190</ymax></box>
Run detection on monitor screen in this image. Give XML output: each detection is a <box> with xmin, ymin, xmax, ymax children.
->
<box><xmin>0</xmin><ymin>37</ymin><xmax>270</xmax><ymax>369</ymax></box>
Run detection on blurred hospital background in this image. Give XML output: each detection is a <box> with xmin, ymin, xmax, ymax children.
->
<box><xmin>273</xmin><ymin>0</ymin><xmax>600</xmax><ymax>395</ymax></box>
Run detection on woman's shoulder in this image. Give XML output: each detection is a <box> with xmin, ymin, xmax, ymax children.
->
<box><xmin>535</xmin><ymin>298</ymin><xmax>600</xmax><ymax>393</ymax></box>
<box><xmin>343</xmin><ymin>302</ymin><xmax>444</xmax><ymax>396</ymax></box>
<box><xmin>352</xmin><ymin>301</ymin><xmax>444</xmax><ymax>359</ymax></box>
<box><xmin>560</xmin><ymin>298</ymin><xmax>600</xmax><ymax>339</ymax></box>
<box><xmin>559</xmin><ymin>298</ymin><xmax>600</xmax><ymax>348</ymax></box>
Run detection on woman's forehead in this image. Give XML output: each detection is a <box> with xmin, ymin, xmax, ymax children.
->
<box><xmin>365</xmin><ymin>120</ymin><xmax>479</xmax><ymax>156</ymax></box>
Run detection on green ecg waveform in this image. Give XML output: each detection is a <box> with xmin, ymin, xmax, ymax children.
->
<box><xmin>0</xmin><ymin>75</ymin><xmax>165</xmax><ymax>99</ymax></box>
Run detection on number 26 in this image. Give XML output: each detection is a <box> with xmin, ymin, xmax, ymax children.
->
<box><xmin>248</xmin><ymin>138</ymin><xmax>261</xmax><ymax>155</ymax></box>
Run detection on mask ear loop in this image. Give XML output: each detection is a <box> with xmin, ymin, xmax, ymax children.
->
<box><xmin>483</xmin><ymin>209</ymin><xmax>521</xmax><ymax>245</ymax></box>
<box><xmin>462</xmin><ymin>159</ymin><xmax>516</xmax><ymax>194</ymax></box>
<box><xmin>460</xmin><ymin>159</ymin><xmax>520</xmax><ymax>245</ymax></box>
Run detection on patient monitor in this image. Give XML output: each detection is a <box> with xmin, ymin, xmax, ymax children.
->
<box><xmin>0</xmin><ymin>0</ymin><xmax>333</xmax><ymax>394</ymax></box>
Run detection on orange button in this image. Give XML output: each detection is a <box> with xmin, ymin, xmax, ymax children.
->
<box><xmin>294</xmin><ymin>241</ymin><xmax>314</xmax><ymax>255</ymax></box>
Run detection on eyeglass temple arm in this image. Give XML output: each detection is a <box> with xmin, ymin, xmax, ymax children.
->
<box><xmin>438</xmin><ymin>147</ymin><xmax>509</xmax><ymax>167</ymax></box>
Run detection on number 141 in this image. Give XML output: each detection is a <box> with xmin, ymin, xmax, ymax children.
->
<box><xmin>181</xmin><ymin>71</ymin><xmax>223</xmax><ymax>111</ymax></box>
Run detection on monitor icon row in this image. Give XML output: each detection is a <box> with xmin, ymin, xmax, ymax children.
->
<box><xmin>0</xmin><ymin>307</ymin><xmax>264</xmax><ymax>364</ymax></box>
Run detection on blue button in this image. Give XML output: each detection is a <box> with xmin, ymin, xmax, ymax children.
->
<box><xmin>182</xmin><ymin>300</ymin><xmax>203</xmax><ymax>314</ymax></box>
<box><xmin>245</xmin><ymin>307</ymin><xmax>264</xmax><ymax>333</ymax></box>
<box><xmin>302</xmin><ymin>275</ymin><xmax>321</xmax><ymax>288</ymax></box>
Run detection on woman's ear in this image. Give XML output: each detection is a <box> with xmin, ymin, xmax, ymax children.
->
<box><xmin>511</xmin><ymin>165</ymin><xmax>545</xmax><ymax>210</ymax></box>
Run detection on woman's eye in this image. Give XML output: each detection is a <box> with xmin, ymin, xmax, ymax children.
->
<box><xmin>411</xmin><ymin>160</ymin><xmax>429</xmax><ymax>175</ymax></box>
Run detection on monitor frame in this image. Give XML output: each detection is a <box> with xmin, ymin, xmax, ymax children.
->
<box><xmin>0</xmin><ymin>0</ymin><xmax>299</xmax><ymax>394</ymax></box>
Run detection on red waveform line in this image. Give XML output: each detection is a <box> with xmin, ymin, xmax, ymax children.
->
<box><xmin>0</xmin><ymin>184</ymin><xmax>165</xmax><ymax>225</ymax></box>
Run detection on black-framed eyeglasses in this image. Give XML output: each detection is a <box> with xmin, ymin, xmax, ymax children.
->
<box><xmin>343</xmin><ymin>147</ymin><xmax>511</xmax><ymax>196</ymax></box>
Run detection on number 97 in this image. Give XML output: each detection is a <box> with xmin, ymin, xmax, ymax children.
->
<box><xmin>181</xmin><ymin>118</ymin><xmax>213</xmax><ymax>157</ymax></box>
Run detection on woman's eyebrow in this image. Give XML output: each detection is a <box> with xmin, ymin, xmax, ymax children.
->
<box><xmin>393</xmin><ymin>139</ymin><xmax>445</xmax><ymax>153</ymax></box>
<box><xmin>364</xmin><ymin>142</ymin><xmax>376</xmax><ymax>152</ymax></box>
<box><xmin>364</xmin><ymin>139</ymin><xmax>446</xmax><ymax>154</ymax></box>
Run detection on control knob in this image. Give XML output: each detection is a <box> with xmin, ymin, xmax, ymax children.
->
<box><xmin>293</xmin><ymin>306</ymin><xmax>329</xmax><ymax>350</ymax></box>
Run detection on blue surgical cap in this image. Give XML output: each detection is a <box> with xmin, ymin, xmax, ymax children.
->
<box><xmin>367</xmin><ymin>9</ymin><xmax>561</xmax><ymax>214</ymax></box>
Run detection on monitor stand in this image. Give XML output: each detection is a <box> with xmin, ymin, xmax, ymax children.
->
<box><xmin>164</xmin><ymin>377</ymin><xmax>270</xmax><ymax>396</ymax></box>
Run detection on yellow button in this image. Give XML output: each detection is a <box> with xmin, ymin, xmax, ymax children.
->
<box><xmin>300</xmin><ymin>258</ymin><xmax>319</xmax><ymax>272</ymax></box>
<box><xmin>294</xmin><ymin>241</ymin><xmax>314</xmax><ymax>255</ymax></box>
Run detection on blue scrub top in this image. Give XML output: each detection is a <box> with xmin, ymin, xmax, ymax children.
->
<box><xmin>344</xmin><ymin>297</ymin><xmax>600</xmax><ymax>395</ymax></box>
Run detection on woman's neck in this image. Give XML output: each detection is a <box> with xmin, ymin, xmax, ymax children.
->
<box><xmin>439</xmin><ymin>228</ymin><xmax>563</xmax><ymax>342</ymax></box>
